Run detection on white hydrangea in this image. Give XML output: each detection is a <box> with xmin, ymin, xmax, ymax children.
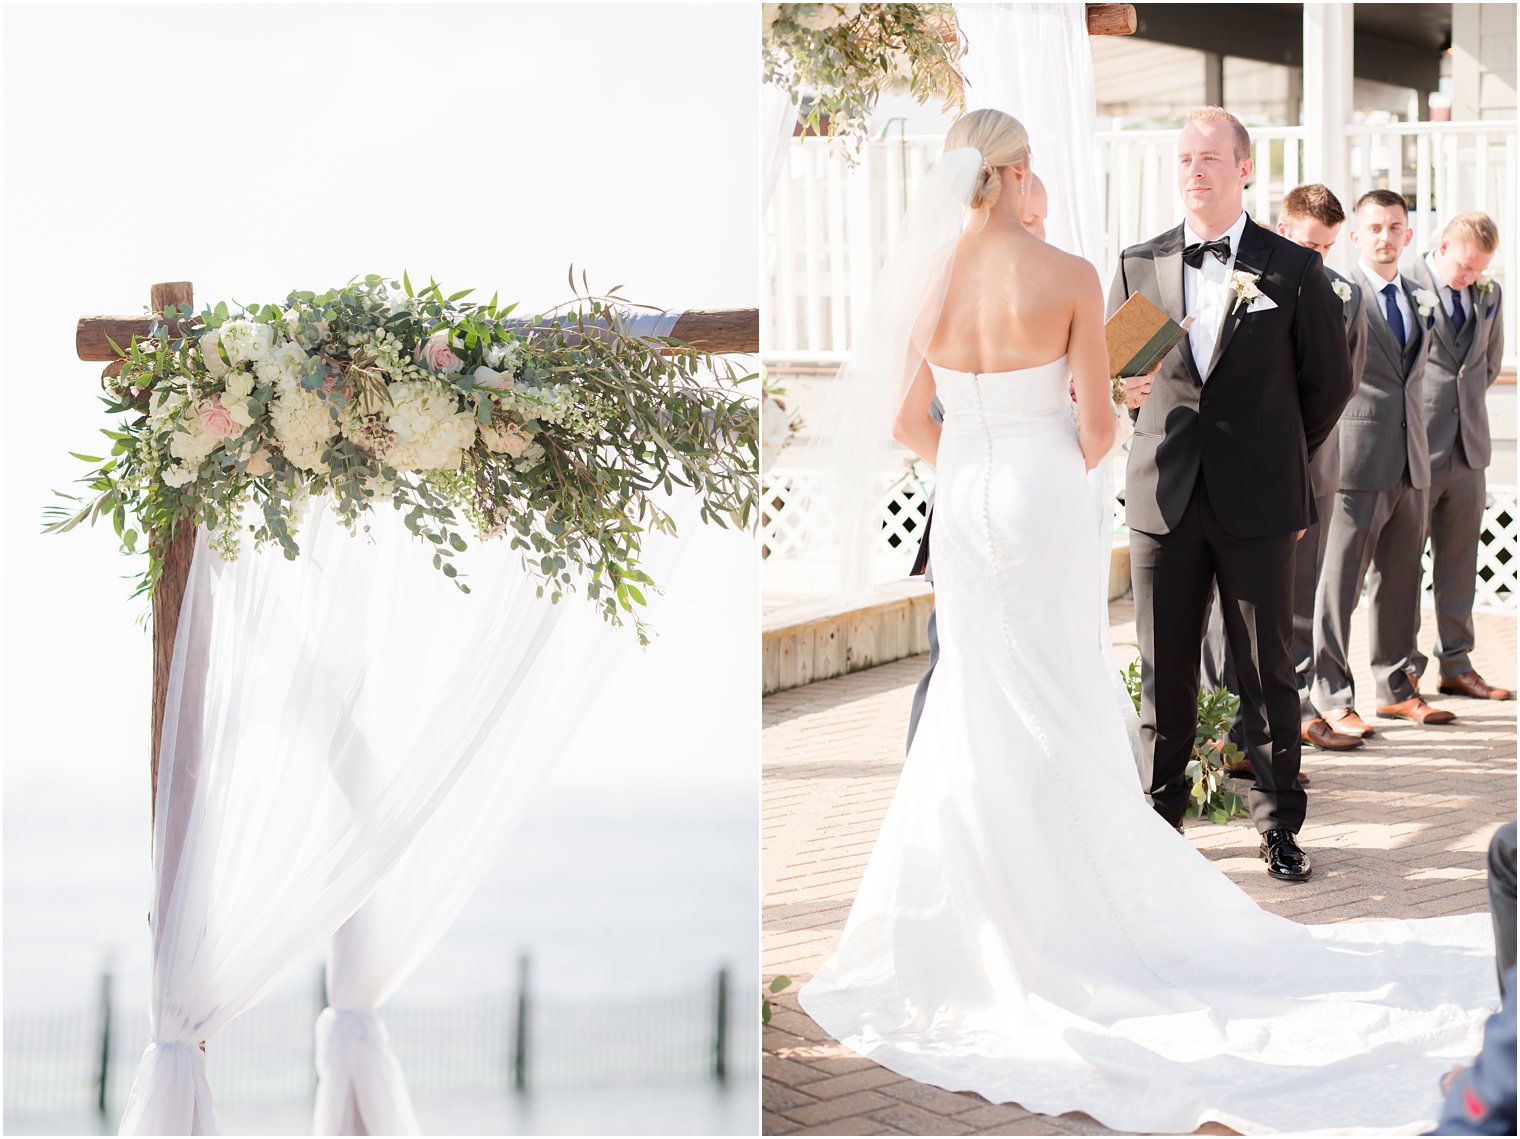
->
<box><xmin>795</xmin><ymin>4</ymin><xmax>856</xmax><ymax>31</ymax></box>
<box><xmin>162</xmin><ymin>463</ymin><xmax>199</xmax><ymax>488</ymax></box>
<box><xmin>259</xmin><ymin>339</ymin><xmax>312</xmax><ymax>387</ymax></box>
<box><xmin>268</xmin><ymin>372</ymin><xmax>338</xmax><ymax>473</ymax></box>
<box><xmin>383</xmin><ymin>381</ymin><xmax>478</xmax><ymax>471</ymax></box>
<box><xmin>218</xmin><ymin>320</ymin><xmax>276</xmax><ymax>366</ymax></box>
<box><xmin>167</xmin><ymin>421</ymin><xmax>219</xmax><ymax>465</ymax></box>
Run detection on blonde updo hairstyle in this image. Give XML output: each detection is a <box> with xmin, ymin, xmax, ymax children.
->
<box><xmin>945</xmin><ymin>108</ymin><xmax>1031</xmax><ymax>211</ymax></box>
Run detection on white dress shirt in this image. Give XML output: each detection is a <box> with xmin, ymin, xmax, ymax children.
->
<box><xmin>1359</xmin><ymin>260</ymin><xmax>1416</xmax><ymax>347</ymax></box>
<box><xmin>1182</xmin><ymin>210</ymin><xmax>1249</xmax><ymax>379</ymax></box>
<box><xmin>1423</xmin><ymin>252</ymin><xmax>1471</xmax><ymax>325</ymax></box>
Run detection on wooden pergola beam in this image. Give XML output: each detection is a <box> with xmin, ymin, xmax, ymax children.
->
<box><xmin>75</xmin><ymin>307</ymin><xmax>759</xmax><ymax>362</ymax></box>
<box><xmin>1085</xmin><ymin>3</ymin><xmax>1137</xmax><ymax>36</ymax></box>
<box><xmin>77</xmin><ymin>282</ymin><xmax>756</xmax><ymax>824</ymax></box>
<box><xmin>935</xmin><ymin>4</ymin><xmax>1135</xmax><ymax>40</ymax></box>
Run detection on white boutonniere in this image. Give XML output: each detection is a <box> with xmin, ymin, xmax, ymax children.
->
<box><xmin>1412</xmin><ymin>287</ymin><xmax>1438</xmax><ymax>325</ymax></box>
<box><xmin>1331</xmin><ymin>280</ymin><xmax>1352</xmax><ymax>303</ymax></box>
<box><xmin>1476</xmin><ymin>272</ymin><xmax>1495</xmax><ymax>304</ymax></box>
<box><xmin>1230</xmin><ymin>270</ymin><xmax>1262</xmax><ymax>315</ymax></box>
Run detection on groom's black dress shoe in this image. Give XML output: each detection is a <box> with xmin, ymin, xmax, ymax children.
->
<box><xmin>1260</xmin><ymin>829</ymin><xmax>1311</xmax><ymax>882</ymax></box>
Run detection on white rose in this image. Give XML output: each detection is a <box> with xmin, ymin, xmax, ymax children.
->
<box><xmin>199</xmin><ymin>331</ymin><xmax>231</xmax><ymax>377</ymax></box>
<box><xmin>1331</xmin><ymin>280</ymin><xmax>1352</xmax><ymax>303</ymax></box>
<box><xmin>223</xmin><ymin>371</ymin><xmax>255</xmax><ymax>400</ymax></box>
<box><xmin>471</xmin><ymin>366</ymin><xmax>513</xmax><ymax>391</ymax></box>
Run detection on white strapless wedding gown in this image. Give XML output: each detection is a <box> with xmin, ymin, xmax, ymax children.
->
<box><xmin>799</xmin><ymin>358</ymin><xmax>1496</xmax><ymax>1135</ymax></box>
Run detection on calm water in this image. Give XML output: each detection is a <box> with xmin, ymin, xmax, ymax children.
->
<box><xmin>4</xmin><ymin>777</ymin><xmax>758</xmax><ymax>1134</ymax></box>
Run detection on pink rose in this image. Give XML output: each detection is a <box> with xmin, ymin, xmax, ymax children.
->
<box><xmin>196</xmin><ymin>398</ymin><xmax>236</xmax><ymax>438</ymax></box>
<box><xmin>417</xmin><ymin>333</ymin><xmax>464</xmax><ymax>374</ymax></box>
<box><xmin>246</xmin><ymin>447</ymin><xmax>273</xmax><ymax>476</ymax></box>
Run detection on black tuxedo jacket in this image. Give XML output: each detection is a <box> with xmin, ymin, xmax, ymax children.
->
<box><xmin>1107</xmin><ymin>217</ymin><xmax>1354</xmax><ymax>538</ymax></box>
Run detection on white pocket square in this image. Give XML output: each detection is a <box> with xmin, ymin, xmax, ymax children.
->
<box><xmin>1246</xmin><ymin>293</ymin><xmax>1278</xmax><ymax>314</ymax></box>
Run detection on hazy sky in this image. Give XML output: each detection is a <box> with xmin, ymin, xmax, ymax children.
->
<box><xmin>3</xmin><ymin>1</ymin><xmax>759</xmax><ymax>802</ymax></box>
<box><xmin>3</xmin><ymin>3</ymin><xmax>761</xmax><ymax>1018</ymax></box>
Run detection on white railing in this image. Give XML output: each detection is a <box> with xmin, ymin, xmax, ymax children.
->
<box><xmin>761</xmin><ymin>468</ymin><xmax>1519</xmax><ymax>614</ymax></box>
<box><xmin>766</xmin><ymin>121</ymin><xmax>1518</xmax><ymax>368</ymax></box>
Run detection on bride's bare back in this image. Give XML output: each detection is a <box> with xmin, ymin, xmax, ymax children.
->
<box><xmin>928</xmin><ymin>215</ymin><xmax>1093</xmax><ymax>372</ymax></box>
<box><xmin>895</xmin><ymin>208</ymin><xmax>1115</xmax><ymax>469</ymax></box>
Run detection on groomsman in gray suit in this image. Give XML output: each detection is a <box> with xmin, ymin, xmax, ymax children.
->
<box><xmin>1409</xmin><ymin>212</ymin><xmax>1512</xmax><ymax>701</ymax></box>
<box><xmin>1314</xmin><ymin>190</ymin><xmax>1455</xmax><ymax>734</ymax></box>
<box><xmin>1202</xmin><ymin>184</ymin><xmax>1369</xmax><ymax>759</ymax></box>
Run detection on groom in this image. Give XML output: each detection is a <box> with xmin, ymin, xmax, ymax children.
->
<box><xmin>1108</xmin><ymin>108</ymin><xmax>1353</xmax><ymax>881</ymax></box>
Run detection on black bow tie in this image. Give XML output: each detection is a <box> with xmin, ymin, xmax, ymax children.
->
<box><xmin>1182</xmin><ymin>237</ymin><xmax>1232</xmax><ymax>268</ymax></box>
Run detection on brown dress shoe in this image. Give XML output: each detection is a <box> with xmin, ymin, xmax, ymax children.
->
<box><xmin>1301</xmin><ymin>717</ymin><xmax>1364</xmax><ymax>751</ymax></box>
<box><xmin>1437</xmin><ymin>671</ymin><xmax>1515</xmax><ymax>701</ymax></box>
<box><xmin>1222</xmin><ymin>759</ymin><xmax>1310</xmax><ymax>786</ymax></box>
<box><xmin>1376</xmin><ymin>696</ymin><xmax>1457</xmax><ymax>724</ymax></box>
<box><xmin>1324</xmin><ymin>708</ymin><xmax>1377</xmax><ymax>737</ymax></box>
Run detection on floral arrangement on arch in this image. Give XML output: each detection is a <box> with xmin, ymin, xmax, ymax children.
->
<box><xmin>48</xmin><ymin>274</ymin><xmax>757</xmax><ymax>643</ymax></box>
<box><xmin>762</xmin><ymin>3</ymin><xmax>965</xmax><ymax>159</ymax></box>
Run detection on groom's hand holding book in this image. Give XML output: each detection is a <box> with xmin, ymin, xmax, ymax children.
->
<box><xmin>1105</xmin><ymin>293</ymin><xmax>1194</xmax><ymax>410</ymax></box>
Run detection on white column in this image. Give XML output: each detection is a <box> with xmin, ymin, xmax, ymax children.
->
<box><xmin>1302</xmin><ymin>3</ymin><xmax>1354</xmax><ymax>196</ymax></box>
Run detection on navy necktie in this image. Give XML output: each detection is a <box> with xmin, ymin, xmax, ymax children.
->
<box><xmin>1383</xmin><ymin>282</ymin><xmax>1406</xmax><ymax>349</ymax></box>
<box><xmin>1450</xmin><ymin>288</ymin><xmax>1466</xmax><ymax>333</ymax></box>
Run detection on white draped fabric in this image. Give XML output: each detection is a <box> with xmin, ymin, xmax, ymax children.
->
<box><xmin>119</xmin><ymin>311</ymin><xmax>717</xmax><ymax>1137</ymax></box>
<box><xmin>958</xmin><ymin>1</ymin><xmax>1140</xmax><ymax>762</ymax></box>
<box><xmin>762</xmin><ymin>81</ymin><xmax>797</xmax><ymax>213</ymax></box>
<box><xmin>316</xmin><ymin>318</ymin><xmax>691</xmax><ymax>1134</ymax></box>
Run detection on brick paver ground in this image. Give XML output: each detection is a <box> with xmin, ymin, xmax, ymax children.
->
<box><xmin>762</xmin><ymin>599</ymin><xmax>1517</xmax><ymax>1137</ymax></box>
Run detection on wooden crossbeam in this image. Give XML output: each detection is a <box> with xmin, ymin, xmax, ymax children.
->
<box><xmin>77</xmin><ymin>282</ymin><xmax>756</xmax><ymax>823</ymax></box>
<box><xmin>934</xmin><ymin>4</ymin><xmax>1136</xmax><ymax>39</ymax></box>
<box><xmin>1086</xmin><ymin>3</ymin><xmax>1137</xmax><ymax>36</ymax></box>
<box><xmin>76</xmin><ymin>307</ymin><xmax>759</xmax><ymax>362</ymax></box>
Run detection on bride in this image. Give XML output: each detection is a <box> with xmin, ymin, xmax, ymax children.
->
<box><xmin>798</xmin><ymin>109</ymin><xmax>1496</xmax><ymax>1135</ymax></box>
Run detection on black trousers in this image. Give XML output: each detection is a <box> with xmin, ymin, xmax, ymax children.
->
<box><xmin>1131</xmin><ymin>479</ymin><xmax>1306</xmax><ymax>833</ymax></box>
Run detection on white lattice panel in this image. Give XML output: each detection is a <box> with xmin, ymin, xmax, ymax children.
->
<box><xmin>765</xmin><ymin>472</ymin><xmax>1519</xmax><ymax>614</ymax></box>
<box><xmin>1420</xmin><ymin>485</ymin><xmax>1518</xmax><ymax>613</ymax></box>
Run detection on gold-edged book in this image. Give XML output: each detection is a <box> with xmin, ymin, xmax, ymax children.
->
<box><xmin>1106</xmin><ymin>293</ymin><xmax>1194</xmax><ymax>378</ymax></box>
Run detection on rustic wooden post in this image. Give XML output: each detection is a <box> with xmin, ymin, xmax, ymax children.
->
<box><xmin>146</xmin><ymin>282</ymin><xmax>197</xmax><ymax>824</ymax></box>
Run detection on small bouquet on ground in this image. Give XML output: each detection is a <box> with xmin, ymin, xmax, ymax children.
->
<box><xmin>47</xmin><ymin>273</ymin><xmax>758</xmax><ymax>643</ymax></box>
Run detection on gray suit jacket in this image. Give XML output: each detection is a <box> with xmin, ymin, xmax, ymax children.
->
<box><xmin>1313</xmin><ymin>266</ymin><xmax>1369</xmax><ymax>499</ymax></box>
<box><xmin>1337</xmin><ymin>271</ymin><xmax>1432</xmax><ymax>492</ymax></box>
<box><xmin>1410</xmin><ymin>258</ymin><xmax>1505</xmax><ymax>470</ymax></box>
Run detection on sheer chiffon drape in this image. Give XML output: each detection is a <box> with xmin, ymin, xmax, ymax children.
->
<box><xmin>309</xmin><ymin>312</ymin><xmax>691</xmax><ymax>1138</ymax></box>
<box><xmin>118</xmin><ymin>502</ymin><xmax>576</xmax><ymax>1134</ymax></box>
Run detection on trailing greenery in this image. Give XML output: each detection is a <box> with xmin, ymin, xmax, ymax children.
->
<box><xmin>1122</xmin><ymin>658</ymin><xmax>1250</xmax><ymax>824</ymax></box>
<box><xmin>762</xmin><ymin>3</ymin><xmax>964</xmax><ymax>158</ymax></box>
<box><xmin>47</xmin><ymin>273</ymin><xmax>757</xmax><ymax>643</ymax></box>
